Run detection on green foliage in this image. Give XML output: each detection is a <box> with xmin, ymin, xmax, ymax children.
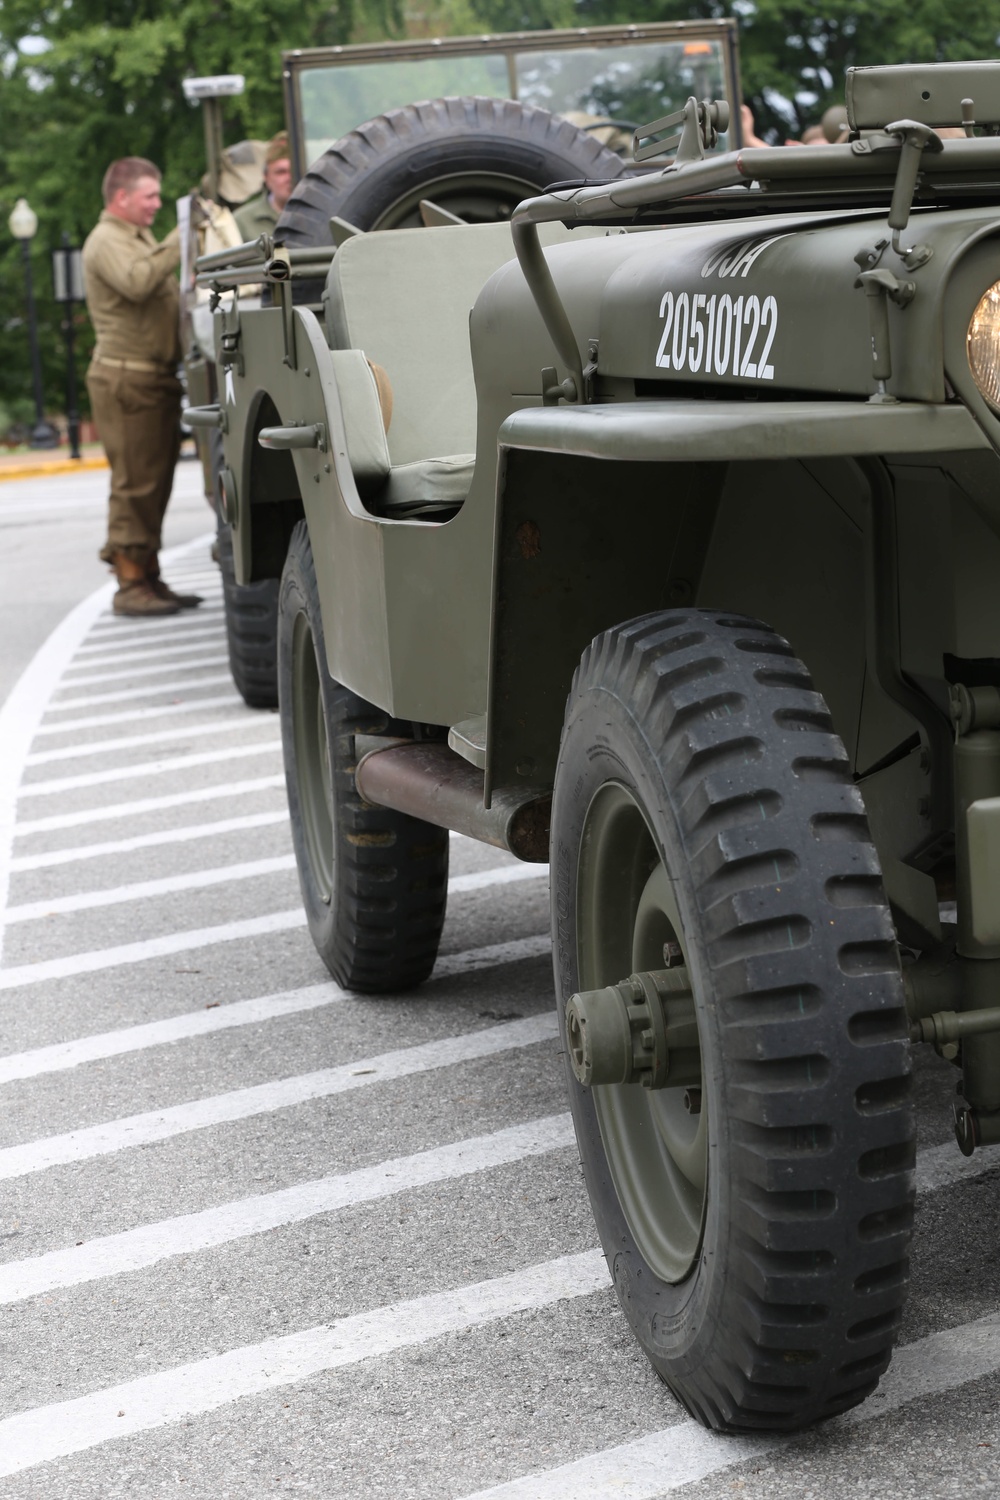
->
<box><xmin>730</xmin><ymin>0</ymin><xmax>1000</xmax><ymax>139</ymax></box>
<box><xmin>572</xmin><ymin>0</ymin><xmax>1000</xmax><ymax>139</ymax></box>
<box><xmin>0</xmin><ymin>0</ymin><xmax>405</xmax><ymax>417</ymax></box>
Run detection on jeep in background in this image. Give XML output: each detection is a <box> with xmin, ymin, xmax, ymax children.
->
<box><xmin>183</xmin><ymin>20</ymin><xmax>743</xmax><ymax>707</ymax></box>
<box><xmin>185</xmin><ymin>60</ymin><xmax>1000</xmax><ymax>1437</ymax></box>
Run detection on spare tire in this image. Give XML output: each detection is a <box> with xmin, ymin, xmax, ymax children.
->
<box><xmin>277</xmin><ymin>95</ymin><xmax>628</xmax><ymax>243</ymax></box>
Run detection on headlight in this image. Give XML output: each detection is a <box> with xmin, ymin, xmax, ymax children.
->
<box><xmin>968</xmin><ymin>281</ymin><xmax>1000</xmax><ymax>412</ymax></box>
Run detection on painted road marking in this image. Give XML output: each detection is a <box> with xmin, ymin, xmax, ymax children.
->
<box><xmin>71</xmin><ymin>627</ymin><xmax>223</xmax><ymax>663</ymax></box>
<box><xmin>25</xmin><ymin>714</ymin><xmax>270</xmax><ymax>766</ymax></box>
<box><xmin>42</xmin><ymin>672</ymin><xmax>236</xmax><ymax>712</ymax></box>
<box><xmin>9</xmin><ymin>810</ymin><xmax>288</xmax><ymax>872</ymax></box>
<box><xmin>0</xmin><ymin>1014</ymin><xmax>558</xmax><ymax>1179</ymax></box>
<box><xmin>0</xmin><ymin>1250</ymin><xmax>610</xmax><ymax>1478</ymax></box>
<box><xmin>458</xmin><ymin>1309</ymin><xmax>1000</xmax><ymax>1498</ymax></box>
<box><xmin>56</xmin><ymin>653</ymin><xmax>230</xmax><ymax>688</ymax></box>
<box><xmin>13</xmin><ymin>776</ymin><xmax>286</xmax><ymax>837</ymax></box>
<box><xmin>32</xmin><ymin>694</ymin><xmax>244</xmax><ymax>737</ymax></box>
<box><xmin>17</xmin><ymin>739</ymin><xmax>282</xmax><ymax>799</ymax></box>
<box><xmin>2</xmin><ymin>855</ymin><xmax>297</xmax><ymax>924</ymax></box>
<box><xmin>3</xmin><ymin>856</ymin><xmax>543</xmax><ymax>924</ymax></box>
<box><xmin>0</xmin><ymin>934</ymin><xmax>551</xmax><ymax>1083</ymax></box>
<box><xmin>0</xmin><ymin>533</ymin><xmax>212</xmax><ymax>965</ymax></box>
<box><xmin>0</xmin><ymin>1115</ymin><xmax>577</xmax><ymax>1306</ymax></box>
<box><xmin>0</xmin><ymin>907</ymin><xmax>307</xmax><ymax>990</ymax></box>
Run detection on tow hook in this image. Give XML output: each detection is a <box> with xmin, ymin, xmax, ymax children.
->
<box><xmin>565</xmin><ymin>968</ymin><xmax>700</xmax><ymax>1090</ymax></box>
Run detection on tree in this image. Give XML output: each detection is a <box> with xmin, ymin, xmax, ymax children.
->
<box><xmin>0</xmin><ymin>0</ymin><xmax>405</xmax><ymax>425</ymax></box>
<box><xmin>572</xmin><ymin>0</ymin><xmax>1000</xmax><ymax>139</ymax></box>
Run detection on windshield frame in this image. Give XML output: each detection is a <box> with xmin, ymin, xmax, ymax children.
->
<box><xmin>282</xmin><ymin>20</ymin><xmax>742</xmax><ymax>181</ymax></box>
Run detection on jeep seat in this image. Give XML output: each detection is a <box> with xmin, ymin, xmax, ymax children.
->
<box><xmin>323</xmin><ymin>222</ymin><xmax>524</xmax><ymax>517</ymax></box>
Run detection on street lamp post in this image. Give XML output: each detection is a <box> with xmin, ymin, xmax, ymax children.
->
<box><xmin>51</xmin><ymin>234</ymin><xmax>85</xmax><ymax>461</ymax></box>
<box><xmin>7</xmin><ymin>198</ymin><xmax>60</xmax><ymax>450</ymax></box>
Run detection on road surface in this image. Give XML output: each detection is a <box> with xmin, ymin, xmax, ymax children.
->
<box><xmin>0</xmin><ymin>465</ymin><xmax>997</xmax><ymax>1497</ymax></box>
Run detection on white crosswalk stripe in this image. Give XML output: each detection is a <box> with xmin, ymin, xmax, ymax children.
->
<box><xmin>1</xmin><ymin>855</ymin><xmax>542</xmax><ymax>924</ymax></box>
<box><xmin>0</xmin><ymin>906</ymin><xmax>306</xmax><ymax>988</ymax></box>
<box><xmin>17</xmin><ymin>737</ymin><xmax>282</xmax><ymax>799</ymax></box>
<box><xmin>75</xmin><ymin>621</ymin><xmax>224</xmax><ymax>655</ymax></box>
<box><xmin>0</xmin><ymin>1015</ymin><xmax>556</xmax><ymax>1179</ymax></box>
<box><xmin>25</xmin><ymin>713</ymin><xmax>276</xmax><ymax>765</ymax></box>
<box><xmin>9</xmin><ymin>809</ymin><xmax>288</xmax><ymax>871</ymax></box>
<box><xmin>0</xmin><ymin>1251</ymin><xmax>611</xmax><ymax>1479</ymax></box>
<box><xmin>83</xmin><ymin>604</ymin><xmax>225</xmax><ymax>645</ymax></box>
<box><xmin>2</xmin><ymin>854</ymin><xmax>297</xmax><ymax>923</ymax></box>
<box><xmin>31</xmin><ymin>693</ymin><xmax>243</xmax><ymax>735</ymax></box>
<box><xmin>0</xmin><ymin>1115</ymin><xmax>576</xmax><ymax>1305</ymax></box>
<box><xmin>12</xmin><ymin>774</ymin><xmax>286</xmax><ymax>835</ymax></box>
<box><xmin>44</xmin><ymin>670</ymin><xmax>236</xmax><ymax>711</ymax></box>
<box><xmin>54</xmin><ymin>651</ymin><xmax>230</xmax><ymax>688</ymax></box>
<box><xmin>0</xmin><ymin>933</ymin><xmax>551</xmax><ymax>1083</ymax></box>
<box><xmin>62</xmin><ymin>636</ymin><xmax>228</xmax><ymax>672</ymax></box>
<box><xmin>457</xmin><ymin>1314</ymin><xmax>1000</xmax><ymax>1498</ymax></box>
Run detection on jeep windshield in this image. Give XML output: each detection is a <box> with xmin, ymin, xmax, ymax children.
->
<box><xmin>285</xmin><ymin>23</ymin><xmax>739</xmax><ymax>174</ymax></box>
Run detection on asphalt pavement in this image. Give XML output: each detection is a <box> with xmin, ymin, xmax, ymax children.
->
<box><xmin>0</xmin><ymin>465</ymin><xmax>999</xmax><ymax>1497</ymax></box>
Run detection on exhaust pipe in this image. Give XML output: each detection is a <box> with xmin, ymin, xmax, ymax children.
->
<box><xmin>355</xmin><ymin>740</ymin><xmax>550</xmax><ymax>863</ymax></box>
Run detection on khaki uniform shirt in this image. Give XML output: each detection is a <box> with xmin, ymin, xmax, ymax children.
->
<box><xmin>82</xmin><ymin>211</ymin><xmax>181</xmax><ymax>367</ymax></box>
<box><xmin>233</xmin><ymin>191</ymin><xmax>279</xmax><ymax>243</ymax></box>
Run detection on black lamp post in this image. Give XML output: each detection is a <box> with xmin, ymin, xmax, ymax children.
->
<box><xmin>51</xmin><ymin>235</ymin><xmax>84</xmax><ymax>461</ymax></box>
<box><xmin>7</xmin><ymin>198</ymin><xmax>60</xmax><ymax>450</ymax></box>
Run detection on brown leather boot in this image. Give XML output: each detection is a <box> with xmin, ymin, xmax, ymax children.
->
<box><xmin>146</xmin><ymin>556</ymin><xmax>203</xmax><ymax>609</ymax></box>
<box><xmin>112</xmin><ymin>554</ymin><xmax>180</xmax><ymax>617</ymax></box>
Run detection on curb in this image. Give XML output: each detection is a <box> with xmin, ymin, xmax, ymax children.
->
<box><xmin>0</xmin><ymin>456</ymin><xmax>108</xmax><ymax>483</ymax></box>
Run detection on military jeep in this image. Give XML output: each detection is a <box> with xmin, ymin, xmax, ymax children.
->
<box><xmin>184</xmin><ymin>21</ymin><xmax>742</xmax><ymax>708</ymax></box>
<box><xmin>189</xmin><ymin>61</ymin><xmax>1000</xmax><ymax>1434</ymax></box>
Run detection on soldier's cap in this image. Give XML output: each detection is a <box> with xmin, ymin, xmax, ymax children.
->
<box><xmin>266</xmin><ymin>133</ymin><xmax>290</xmax><ymax>166</ymax></box>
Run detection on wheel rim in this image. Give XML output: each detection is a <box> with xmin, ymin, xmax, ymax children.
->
<box><xmin>291</xmin><ymin>609</ymin><xmax>334</xmax><ymax>903</ymax></box>
<box><xmin>369</xmin><ymin>169</ymin><xmax>541</xmax><ymax>230</ymax></box>
<box><xmin>576</xmin><ymin>782</ymin><xmax>707</xmax><ymax>1283</ymax></box>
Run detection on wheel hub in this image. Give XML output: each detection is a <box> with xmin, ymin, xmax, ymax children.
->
<box><xmin>566</xmin><ymin>968</ymin><xmax>700</xmax><ymax>1090</ymax></box>
<box><xmin>573</xmin><ymin>780</ymin><xmax>708</xmax><ymax>1282</ymax></box>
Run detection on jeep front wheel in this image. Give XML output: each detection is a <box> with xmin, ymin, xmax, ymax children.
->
<box><xmin>278</xmin><ymin>522</ymin><xmax>449</xmax><ymax>991</ymax></box>
<box><xmin>551</xmin><ymin>609</ymin><xmax>915</xmax><ymax>1431</ymax></box>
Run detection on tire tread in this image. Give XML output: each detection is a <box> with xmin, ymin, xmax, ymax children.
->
<box><xmin>557</xmin><ymin>608</ymin><xmax>914</xmax><ymax>1432</ymax></box>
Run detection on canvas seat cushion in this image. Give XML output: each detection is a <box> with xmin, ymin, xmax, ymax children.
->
<box><xmin>379</xmin><ymin>454</ymin><xmax>476</xmax><ymax>516</ymax></box>
<box><xmin>329</xmin><ymin>349</ymin><xmax>473</xmax><ymax>515</ymax></box>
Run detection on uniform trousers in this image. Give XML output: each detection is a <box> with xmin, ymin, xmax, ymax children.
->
<box><xmin>86</xmin><ymin>363</ymin><xmax>182</xmax><ymax>567</ymax></box>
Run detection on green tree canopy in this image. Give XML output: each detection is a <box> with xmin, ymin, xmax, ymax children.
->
<box><xmin>0</xmin><ymin>0</ymin><xmax>404</xmax><ymax>427</ymax></box>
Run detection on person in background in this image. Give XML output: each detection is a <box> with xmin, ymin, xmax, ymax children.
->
<box><xmin>82</xmin><ymin>157</ymin><xmax>200</xmax><ymax>618</ymax></box>
<box><xmin>234</xmin><ymin>133</ymin><xmax>293</xmax><ymax>241</ymax></box>
<box><xmin>740</xmin><ymin>103</ymin><xmax>769</xmax><ymax>148</ymax></box>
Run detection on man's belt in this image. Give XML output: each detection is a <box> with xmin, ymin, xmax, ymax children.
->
<box><xmin>94</xmin><ymin>356</ymin><xmax>173</xmax><ymax>373</ymax></box>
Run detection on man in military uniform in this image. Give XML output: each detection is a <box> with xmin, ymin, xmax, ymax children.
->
<box><xmin>83</xmin><ymin>156</ymin><xmax>200</xmax><ymax>617</ymax></box>
<box><xmin>234</xmin><ymin>134</ymin><xmax>293</xmax><ymax>241</ymax></box>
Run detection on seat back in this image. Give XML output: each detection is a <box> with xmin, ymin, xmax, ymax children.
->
<box><xmin>324</xmin><ymin>222</ymin><xmax>523</xmax><ymax>468</ymax></box>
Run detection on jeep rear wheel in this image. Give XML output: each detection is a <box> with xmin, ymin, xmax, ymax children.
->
<box><xmin>551</xmin><ymin>609</ymin><xmax>915</xmax><ymax>1432</ymax></box>
<box><xmin>216</xmin><ymin>520</ymin><xmax>279</xmax><ymax>710</ymax></box>
<box><xmin>276</xmin><ymin>95</ymin><xmax>627</xmax><ymax>244</ymax></box>
<box><xmin>278</xmin><ymin>522</ymin><xmax>449</xmax><ymax>991</ymax></box>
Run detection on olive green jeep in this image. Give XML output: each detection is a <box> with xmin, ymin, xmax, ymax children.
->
<box><xmin>183</xmin><ymin>20</ymin><xmax>742</xmax><ymax>706</ymax></box>
<box><xmin>188</xmin><ymin>61</ymin><xmax>1000</xmax><ymax>1434</ymax></box>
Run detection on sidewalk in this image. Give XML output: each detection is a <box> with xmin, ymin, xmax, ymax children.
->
<box><xmin>0</xmin><ymin>444</ymin><xmax>108</xmax><ymax>483</ymax></box>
